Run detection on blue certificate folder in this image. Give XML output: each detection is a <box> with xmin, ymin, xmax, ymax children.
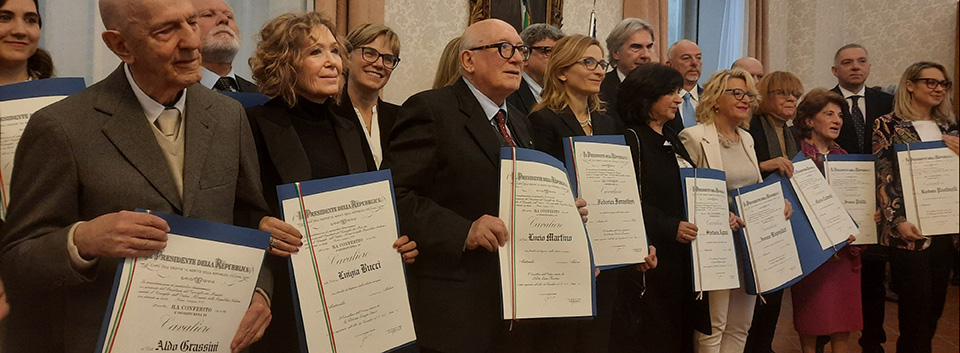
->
<box><xmin>730</xmin><ymin>168</ymin><xmax>848</xmax><ymax>295</ymax></box>
<box><xmin>894</xmin><ymin>140</ymin><xmax>949</xmax><ymax>152</ymax></box>
<box><xmin>220</xmin><ymin>91</ymin><xmax>270</xmax><ymax>108</ymax></box>
<box><xmin>0</xmin><ymin>77</ymin><xmax>85</xmax><ymax>100</ymax></box>
<box><xmin>96</xmin><ymin>210</ymin><xmax>270</xmax><ymax>352</ymax></box>
<box><xmin>275</xmin><ymin>169</ymin><xmax>416</xmax><ymax>352</ymax></box>
<box><xmin>500</xmin><ymin>147</ymin><xmax>598</xmax><ymax>318</ymax></box>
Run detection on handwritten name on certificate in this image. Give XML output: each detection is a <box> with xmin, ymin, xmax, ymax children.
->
<box><xmin>565</xmin><ymin>136</ymin><xmax>648</xmax><ymax>267</ymax></box>
<box><xmin>279</xmin><ymin>170</ymin><xmax>416</xmax><ymax>353</ymax></box>
<box><xmin>896</xmin><ymin>142</ymin><xmax>960</xmax><ymax>236</ymax></box>
<box><xmin>499</xmin><ymin>147</ymin><xmax>595</xmax><ymax>320</ymax></box>
<box><xmin>790</xmin><ymin>159</ymin><xmax>858</xmax><ymax>249</ymax></box>
<box><xmin>96</xmin><ymin>211</ymin><xmax>268</xmax><ymax>353</ymax></box>
<box><xmin>0</xmin><ymin>77</ymin><xmax>85</xmax><ymax>219</ymax></box>
<box><xmin>734</xmin><ymin>182</ymin><xmax>802</xmax><ymax>294</ymax></box>
<box><xmin>681</xmin><ymin>168</ymin><xmax>739</xmax><ymax>292</ymax></box>
<box><xmin>823</xmin><ymin>154</ymin><xmax>877</xmax><ymax>245</ymax></box>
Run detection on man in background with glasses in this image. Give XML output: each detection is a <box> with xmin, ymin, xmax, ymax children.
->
<box><xmin>193</xmin><ymin>0</ymin><xmax>258</xmax><ymax>92</ymax></box>
<box><xmin>507</xmin><ymin>23</ymin><xmax>564</xmax><ymax>117</ymax></box>
<box><xmin>829</xmin><ymin>43</ymin><xmax>893</xmax><ymax>353</ymax></box>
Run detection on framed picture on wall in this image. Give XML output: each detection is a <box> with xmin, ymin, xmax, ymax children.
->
<box><xmin>470</xmin><ymin>0</ymin><xmax>563</xmax><ymax>30</ymax></box>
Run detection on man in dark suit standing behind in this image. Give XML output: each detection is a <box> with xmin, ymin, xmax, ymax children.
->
<box><xmin>829</xmin><ymin>43</ymin><xmax>893</xmax><ymax>353</ymax></box>
<box><xmin>0</xmin><ymin>0</ymin><xmax>279</xmax><ymax>351</ymax></box>
<box><xmin>383</xmin><ymin>19</ymin><xmax>587</xmax><ymax>353</ymax></box>
<box><xmin>665</xmin><ymin>39</ymin><xmax>703</xmax><ymax>133</ymax></box>
<box><xmin>193</xmin><ymin>0</ymin><xmax>258</xmax><ymax>92</ymax></box>
<box><xmin>601</xmin><ymin>18</ymin><xmax>657</xmax><ymax>124</ymax></box>
<box><xmin>506</xmin><ymin>23</ymin><xmax>563</xmax><ymax>117</ymax></box>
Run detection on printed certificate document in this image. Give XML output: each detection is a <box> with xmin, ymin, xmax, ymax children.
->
<box><xmin>896</xmin><ymin>141</ymin><xmax>960</xmax><ymax>236</ymax></box>
<box><xmin>823</xmin><ymin>154</ymin><xmax>877</xmax><ymax>245</ymax></box>
<box><xmin>790</xmin><ymin>158</ymin><xmax>859</xmax><ymax>249</ymax></box>
<box><xmin>0</xmin><ymin>77</ymin><xmax>85</xmax><ymax>219</ymax></box>
<box><xmin>499</xmin><ymin>147</ymin><xmax>595</xmax><ymax>320</ymax></box>
<box><xmin>563</xmin><ymin>135</ymin><xmax>648</xmax><ymax>268</ymax></box>
<box><xmin>96</xmin><ymin>211</ymin><xmax>269</xmax><ymax>353</ymax></box>
<box><xmin>277</xmin><ymin>170</ymin><xmax>416</xmax><ymax>353</ymax></box>
<box><xmin>733</xmin><ymin>180</ymin><xmax>803</xmax><ymax>294</ymax></box>
<box><xmin>680</xmin><ymin>168</ymin><xmax>740</xmax><ymax>292</ymax></box>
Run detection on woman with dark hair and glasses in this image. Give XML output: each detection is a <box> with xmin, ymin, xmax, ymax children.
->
<box><xmin>680</xmin><ymin>68</ymin><xmax>792</xmax><ymax>353</ymax></box>
<box><xmin>331</xmin><ymin>23</ymin><xmax>401</xmax><ymax>170</ymax></box>
<box><xmin>530</xmin><ymin>34</ymin><xmax>620</xmax><ymax>160</ymax></box>
<box><xmin>872</xmin><ymin>61</ymin><xmax>957</xmax><ymax>353</ymax></box>
<box><xmin>0</xmin><ymin>0</ymin><xmax>53</xmax><ymax>85</ymax></box>
<box><xmin>614</xmin><ymin>62</ymin><xmax>701</xmax><ymax>352</ymax></box>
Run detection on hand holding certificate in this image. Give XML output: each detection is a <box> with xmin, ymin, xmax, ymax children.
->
<box><xmin>278</xmin><ymin>170</ymin><xmax>416</xmax><ymax>353</ymax></box>
<box><xmin>499</xmin><ymin>147</ymin><xmax>595</xmax><ymax>320</ymax></box>
<box><xmin>680</xmin><ymin>168</ymin><xmax>739</xmax><ymax>292</ymax></box>
<box><xmin>563</xmin><ymin>135</ymin><xmax>648</xmax><ymax>268</ymax></box>
<box><xmin>789</xmin><ymin>158</ymin><xmax>859</xmax><ymax>249</ymax></box>
<box><xmin>896</xmin><ymin>141</ymin><xmax>960</xmax><ymax>236</ymax></box>
<box><xmin>96</xmin><ymin>211</ymin><xmax>269</xmax><ymax>353</ymax></box>
<box><xmin>823</xmin><ymin>154</ymin><xmax>877</xmax><ymax>245</ymax></box>
<box><xmin>733</xmin><ymin>180</ymin><xmax>803</xmax><ymax>295</ymax></box>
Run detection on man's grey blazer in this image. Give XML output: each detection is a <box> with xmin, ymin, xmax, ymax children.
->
<box><xmin>0</xmin><ymin>65</ymin><xmax>271</xmax><ymax>352</ymax></box>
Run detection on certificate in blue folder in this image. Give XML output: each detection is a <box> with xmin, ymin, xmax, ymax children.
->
<box><xmin>679</xmin><ymin>168</ymin><xmax>740</xmax><ymax>292</ymax></box>
<box><xmin>276</xmin><ymin>170</ymin><xmax>416</xmax><ymax>353</ymax></box>
<box><xmin>499</xmin><ymin>147</ymin><xmax>597</xmax><ymax>320</ymax></box>
<box><xmin>732</xmin><ymin>171</ymin><xmax>848</xmax><ymax>295</ymax></box>
<box><xmin>562</xmin><ymin>135</ymin><xmax>649</xmax><ymax>269</ymax></box>
<box><xmin>0</xmin><ymin>77</ymin><xmax>86</xmax><ymax>219</ymax></box>
<box><xmin>894</xmin><ymin>141</ymin><xmax>960</xmax><ymax>236</ymax></box>
<box><xmin>96</xmin><ymin>210</ymin><xmax>269</xmax><ymax>353</ymax></box>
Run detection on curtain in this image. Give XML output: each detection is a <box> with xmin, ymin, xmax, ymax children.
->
<box><xmin>716</xmin><ymin>0</ymin><xmax>745</xmax><ymax>70</ymax></box>
<box><xmin>747</xmin><ymin>0</ymin><xmax>769</xmax><ymax>70</ymax></box>
<box><xmin>622</xmin><ymin>0</ymin><xmax>669</xmax><ymax>63</ymax></box>
<box><xmin>315</xmin><ymin>0</ymin><xmax>385</xmax><ymax>35</ymax></box>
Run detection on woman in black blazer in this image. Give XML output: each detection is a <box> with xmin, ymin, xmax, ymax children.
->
<box><xmin>529</xmin><ymin>34</ymin><xmax>621</xmax><ymax>162</ymax></box>
<box><xmin>245</xmin><ymin>13</ymin><xmax>416</xmax><ymax>352</ymax></box>
<box><xmin>331</xmin><ymin>23</ymin><xmax>402</xmax><ymax>170</ymax></box>
<box><xmin>615</xmin><ymin>63</ymin><xmax>703</xmax><ymax>353</ymax></box>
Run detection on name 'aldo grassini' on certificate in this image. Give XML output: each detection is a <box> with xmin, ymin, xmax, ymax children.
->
<box><xmin>278</xmin><ymin>170</ymin><xmax>416</xmax><ymax>353</ymax></box>
<box><xmin>499</xmin><ymin>147</ymin><xmax>595</xmax><ymax>321</ymax></box>
<box><xmin>96</xmin><ymin>211</ymin><xmax>269</xmax><ymax>353</ymax></box>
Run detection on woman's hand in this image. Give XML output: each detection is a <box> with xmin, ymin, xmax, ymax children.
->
<box><xmin>896</xmin><ymin>222</ymin><xmax>924</xmax><ymax>241</ymax></box>
<box><xmin>784</xmin><ymin>199</ymin><xmax>793</xmax><ymax>220</ymax></box>
<box><xmin>729</xmin><ymin>212</ymin><xmax>745</xmax><ymax>232</ymax></box>
<box><xmin>637</xmin><ymin>246</ymin><xmax>658</xmax><ymax>272</ymax></box>
<box><xmin>759</xmin><ymin>157</ymin><xmax>795</xmax><ymax>178</ymax></box>
<box><xmin>943</xmin><ymin>134</ymin><xmax>959</xmax><ymax>156</ymax></box>
<box><xmin>259</xmin><ymin>216</ymin><xmax>303</xmax><ymax>257</ymax></box>
<box><xmin>846</xmin><ymin>235</ymin><xmax>856</xmax><ymax>244</ymax></box>
<box><xmin>393</xmin><ymin>235</ymin><xmax>418</xmax><ymax>264</ymax></box>
<box><xmin>676</xmin><ymin>221</ymin><xmax>699</xmax><ymax>244</ymax></box>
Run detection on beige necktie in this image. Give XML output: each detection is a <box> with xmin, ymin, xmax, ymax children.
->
<box><xmin>155</xmin><ymin>108</ymin><xmax>181</xmax><ymax>140</ymax></box>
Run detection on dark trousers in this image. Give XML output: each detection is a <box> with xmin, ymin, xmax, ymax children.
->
<box><xmin>858</xmin><ymin>244</ymin><xmax>889</xmax><ymax>352</ymax></box>
<box><xmin>888</xmin><ymin>236</ymin><xmax>955</xmax><ymax>353</ymax></box>
<box><xmin>743</xmin><ymin>289</ymin><xmax>783</xmax><ymax>353</ymax></box>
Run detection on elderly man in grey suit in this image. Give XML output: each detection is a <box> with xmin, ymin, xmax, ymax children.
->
<box><xmin>0</xmin><ymin>0</ymin><xmax>293</xmax><ymax>351</ymax></box>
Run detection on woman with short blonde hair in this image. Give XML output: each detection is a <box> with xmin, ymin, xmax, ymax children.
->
<box><xmin>695</xmin><ymin>68</ymin><xmax>759</xmax><ymax>126</ymax></box>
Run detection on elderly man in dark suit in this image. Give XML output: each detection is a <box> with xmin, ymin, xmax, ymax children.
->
<box><xmin>829</xmin><ymin>43</ymin><xmax>893</xmax><ymax>353</ymax></box>
<box><xmin>193</xmin><ymin>0</ymin><xmax>258</xmax><ymax>92</ymax></box>
<box><xmin>600</xmin><ymin>17</ymin><xmax>657</xmax><ymax>125</ymax></box>
<box><xmin>0</xmin><ymin>0</ymin><xmax>282</xmax><ymax>351</ymax></box>
<box><xmin>665</xmin><ymin>39</ymin><xmax>703</xmax><ymax>132</ymax></box>
<box><xmin>383</xmin><ymin>19</ymin><xmax>586</xmax><ymax>353</ymax></box>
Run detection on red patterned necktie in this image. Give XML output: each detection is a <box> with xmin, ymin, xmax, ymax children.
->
<box><xmin>496</xmin><ymin>109</ymin><xmax>516</xmax><ymax>147</ymax></box>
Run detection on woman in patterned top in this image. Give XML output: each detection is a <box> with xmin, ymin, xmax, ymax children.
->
<box><xmin>872</xmin><ymin>61</ymin><xmax>958</xmax><ymax>353</ymax></box>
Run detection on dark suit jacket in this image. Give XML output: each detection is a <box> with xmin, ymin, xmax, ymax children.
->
<box><xmin>0</xmin><ymin>65</ymin><xmax>270</xmax><ymax>353</ymax></box>
<box><xmin>830</xmin><ymin>85</ymin><xmax>893</xmax><ymax>154</ymax></box>
<box><xmin>671</xmin><ymin>85</ymin><xmax>703</xmax><ymax>133</ymax></box>
<box><xmin>236</xmin><ymin>75</ymin><xmax>259</xmax><ymax>93</ymax></box>
<box><xmin>381</xmin><ymin>78</ymin><xmax>534</xmax><ymax>353</ymax></box>
<box><xmin>529</xmin><ymin>106</ymin><xmax>621</xmax><ymax>161</ymax></box>
<box><xmin>599</xmin><ymin>70</ymin><xmax>622</xmax><ymax>122</ymax></box>
<box><xmin>748</xmin><ymin>114</ymin><xmax>801</xmax><ymax>178</ymax></box>
<box><xmin>246</xmin><ymin>97</ymin><xmax>370</xmax><ymax>352</ymax></box>
<box><xmin>330</xmin><ymin>87</ymin><xmax>400</xmax><ymax>170</ymax></box>
<box><xmin>506</xmin><ymin>77</ymin><xmax>538</xmax><ymax>118</ymax></box>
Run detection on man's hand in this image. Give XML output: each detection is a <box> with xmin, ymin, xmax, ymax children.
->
<box><xmin>759</xmin><ymin>157</ymin><xmax>794</xmax><ymax>178</ymax></box>
<box><xmin>231</xmin><ymin>291</ymin><xmax>272</xmax><ymax>353</ymax></box>
<box><xmin>943</xmin><ymin>134</ymin><xmax>959</xmax><ymax>155</ymax></box>
<box><xmin>465</xmin><ymin>215</ymin><xmax>508</xmax><ymax>252</ymax></box>
<box><xmin>259</xmin><ymin>216</ymin><xmax>303</xmax><ymax>257</ymax></box>
<box><xmin>394</xmin><ymin>235</ymin><xmax>418</xmax><ymax>264</ymax></box>
<box><xmin>73</xmin><ymin>210</ymin><xmax>169</xmax><ymax>259</ymax></box>
<box><xmin>896</xmin><ymin>222</ymin><xmax>924</xmax><ymax>241</ymax></box>
<box><xmin>675</xmin><ymin>221</ymin><xmax>699</xmax><ymax>244</ymax></box>
<box><xmin>637</xmin><ymin>246</ymin><xmax>658</xmax><ymax>272</ymax></box>
<box><xmin>575</xmin><ymin>198</ymin><xmax>589</xmax><ymax>223</ymax></box>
